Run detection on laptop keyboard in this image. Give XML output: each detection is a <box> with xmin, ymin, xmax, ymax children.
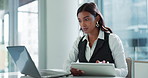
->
<box><xmin>40</xmin><ymin>69</ymin><xmax>69</xmax><ymax>76</ymax></box>
<box><xmin>40</xmin><ymin>71</ymin><xmax>59</xmax><ymax>76</ymax></box>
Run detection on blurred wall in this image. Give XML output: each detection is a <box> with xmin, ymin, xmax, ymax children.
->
<box><xmin>38</xmin><ymin>0</ymin><xmax>79</xmax><ymax>69</ymax></box>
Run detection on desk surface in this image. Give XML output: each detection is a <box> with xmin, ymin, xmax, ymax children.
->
<box><xmin>0</xmin><ymin>72</ymin><xmax>125</xmax><ymax>78</ymax></box>
<box><xmin>62</xmin><ymin>75</ymin><xmax>125</xmax><ymax>78</ymax></box>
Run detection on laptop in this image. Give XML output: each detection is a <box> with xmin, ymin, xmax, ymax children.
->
<box><xmin>71</xmin><ymin>62</ymin><xmax>116</xmax><ymax>77</ymax></box>
<box><xmin>7</xmin><ymin>46</ymin><xmax>70</xmax><ymax>78</ymax></box>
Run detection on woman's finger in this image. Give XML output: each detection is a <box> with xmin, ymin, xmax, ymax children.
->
<box><xmin>102</xmin><ymin>60</ymin><xmax>106</xmax><ymax>63</ymax></box>
<box><xmin>70</xmin><ymin>68</ymin><xmax>84</xmax><ymax>76</ymax></box>
<box><xmin>96</xmin><ymin>60</ymin><xmax>100</xmax><ymax>63</ymax></box>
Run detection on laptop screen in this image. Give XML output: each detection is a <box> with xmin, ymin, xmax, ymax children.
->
<box><xmin>7</xmin><ymin>46</ymin><xmax>41</xmax><ymax>78</ymax></box>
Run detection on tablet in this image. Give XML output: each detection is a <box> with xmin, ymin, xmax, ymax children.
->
<box><xmin>71</xmin><ymin>63</ymin><xmax>116</xmax><ymax>77</ymax></box>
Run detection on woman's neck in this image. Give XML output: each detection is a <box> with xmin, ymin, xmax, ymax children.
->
<box><xmin>88</xmin><ymin>28</ymin><xmax>100</xmax><ymax>40</ymax></box>
<box><xmin>88</xmin><ymin>28</ymin><xmax>100</xmax><ymax>48</ymax></box>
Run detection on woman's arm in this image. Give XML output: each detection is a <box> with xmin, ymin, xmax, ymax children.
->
<box><xmin>109</xmin><ymin>34</ymin><xmax>128</xmax><ymax>77</ymax></box>
<box><xmin>64</xmin><ymin>37</ymin><xmax>81</xmax><ymax>73</ymax></box>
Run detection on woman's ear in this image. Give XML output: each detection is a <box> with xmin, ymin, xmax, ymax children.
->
<box><xmin>95</xmin><ymin>15</ymin><xmax>100</xmax><ymax>21</ymax></box>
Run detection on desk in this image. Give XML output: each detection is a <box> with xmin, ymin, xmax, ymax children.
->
<box><xmin>61</xmin><ymin>76</ymin><xmax>125</xmax><ymax>78</ymax></box>
<box><xmin>63</xmin><ymin>76</ymin><xmax>124</xmax><ymax>78</ymax></box>
<box><xmin>0</xmin><ymin>72</ymin><xmax>125</xmax><ymax>78</ymax></box>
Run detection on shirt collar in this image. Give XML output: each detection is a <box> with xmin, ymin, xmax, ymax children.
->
<box><xmin>82</xmin><ymin>30</ymin><xmax>104</xmax><ymax>41</ymax></box>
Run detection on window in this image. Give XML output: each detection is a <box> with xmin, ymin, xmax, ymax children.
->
<box><xmin>18</xmin><ymin>0</ymin><xmax>38</xmax><ymax>67</ymax></box>
<box><xmin>103</xmin><ymin>0</ymin><xmax>148</xmax><ymax>61</ymax></box>
<box><xmin>0</xmin><ymin>0</ymin><xmax>9</xmax><ymax>73</ymax></box>
<box><xmin>0</xmin><ymin>0</ymin><xmax>38</xmax><ymax>73</ymax></box>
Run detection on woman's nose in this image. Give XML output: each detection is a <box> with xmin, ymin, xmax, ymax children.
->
<box><xmin>80</xmin><ymin>21</ymin><xmax>85</xmax><ymax>27</ymax></box>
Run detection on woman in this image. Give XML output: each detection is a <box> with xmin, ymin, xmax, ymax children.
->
<box><xmin>64</xmin><ymin>2</ymin><xmax>128</xmax><ymax>77</ymax></box>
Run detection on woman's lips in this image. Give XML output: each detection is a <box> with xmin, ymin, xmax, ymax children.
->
<box><xmin>82</xmin><ymin>28</ymin><xmax>88</xmax><ymax>31</ymax></box>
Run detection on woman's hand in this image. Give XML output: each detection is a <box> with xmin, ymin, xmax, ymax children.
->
<box><xmin>96</xmin><ymin>60</ymin><xmax>109</xmax><ymax>63</ymax></box>
<box><xmin>70</xmin><ymin>67</ymin><xmax>84</xmax><ymax>76</ymax></box>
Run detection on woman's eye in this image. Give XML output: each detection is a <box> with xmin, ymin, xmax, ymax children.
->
<box><xmin>78</xmin><ymin>20</ymin><xmax>81</xmax><ymax>22</ymax></box>
<box><xmin>84</xmin><ymin>18</ymin><xmax>89</xmax><ymax>21</ymax></box>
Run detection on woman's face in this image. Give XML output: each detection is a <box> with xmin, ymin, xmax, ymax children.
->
<box><xmin>78</xmin><ymin>11</ymin><xmax>98</xmax><ymax>34</ymax></box>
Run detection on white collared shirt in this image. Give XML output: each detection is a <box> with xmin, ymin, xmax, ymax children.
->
<box><xmin>64</xmin><ymin>30</ymin><xmax>128</xmax><ymax>77</ymax></box>
<box><xmin>82</xmin><ymin>31</ymin><xmax>104</xmax><ymax>61</ymax></box>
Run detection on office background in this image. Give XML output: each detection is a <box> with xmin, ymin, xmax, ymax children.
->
<box><xmin>0</xmin><ymin>0</ymin><xmax>148</xmax><ymax>78</ymax></box>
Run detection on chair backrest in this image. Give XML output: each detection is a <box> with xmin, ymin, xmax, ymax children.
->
<box><xmin>126</xmin><ymin>57</ymin><xmax>133</xmax><ymax>78</ymax></box>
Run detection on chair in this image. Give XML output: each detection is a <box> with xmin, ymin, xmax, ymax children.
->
<box><xmin>126</xmin><ymin>57</ymin><xmax>134</xmax><ymax>78</ymax></box>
